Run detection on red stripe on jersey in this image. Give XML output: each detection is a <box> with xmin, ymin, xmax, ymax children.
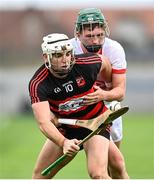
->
<box><xmin>82</xmin><ymin>102</ymin><xmax>108</xmax><ymax>119</ymax></box>
<box><xmin>48</xmin><ymin>87</ymin><xmax>94</xmax><ymax>106</ymax></box>
<box><xmin>76</xmin><ymin>57</ymin><xmax>101</xmax><ymax>62</ymax></box>
<box><xmin>76</xmin><ymin>55</ymin><xmax>101</xmax><ymax>64</ymax></box>
<box><xmin>101</xmin><ymin>105</ymin><xmax>108</xmax><ymax>113</ymax></box>
<box><xmin>30</xmin><ymin>68</ymin><xmax>48</xmax><ymax>103</ymax></box>
<box><xmin>76</xmin><ymin>56</ymin><xmax>100</xmax><ymax>61</ymax></box>
<box><xmin>30</xmin><ymin>67</ymin><xmax>46</xmax><ymax>95</ymax></box>
<box><xmin>112</xmin><ymin>68</ymin><xmax>126</xmax><ymax>74</ymax></box>
<box><xmin>76</xmin><ymin>54</ymin><xmax>99</xmax><ymax>60</ymax></box>
<box><xmin>81</xmin><ymin>103</ymin><xmax>108</xmax><ymax>120</ymax></box>
<box><xmin>76</xmin><ymin>61</ymin><xmax>101</xmax><ymax>64</ymax></box>
<box><xmin>34</xmin><ymin>71</ymin><xmax>48</xmax><ymax>102</ymax></box>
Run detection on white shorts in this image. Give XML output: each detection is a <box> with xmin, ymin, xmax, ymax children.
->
<box><xmin>110</xmin><ymin>116</ymin><xmax>123</xmax><ymax>142</ymax></box>
<box><xmin>105</xmin><ymin>101</ymin><xmax>123</xmax><ymax>142</ymax></box>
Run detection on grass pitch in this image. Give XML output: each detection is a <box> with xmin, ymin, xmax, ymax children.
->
<box><xmin>0</xmin><ymin>112</ymin><xmax>154</xmax><ymax>179</ymax></box>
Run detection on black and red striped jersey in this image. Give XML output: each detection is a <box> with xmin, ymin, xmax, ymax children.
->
<box><xmin>29</xmin><ymin>53</ymin><xmax>108</xmax><ymax>120</ymax></box>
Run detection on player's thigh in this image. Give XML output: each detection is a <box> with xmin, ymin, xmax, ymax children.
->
<box><xmin>33</xmin><ymin>139</ymin><xmax>74</xmax><ymax>178</ymax></box>
<box><xmin>84</xmin><ymin>135</ymin><xmax>109</xmax><ymax>172</ymax></box>
<box><xmin>33</xmin><ymin>139</ymin><xmax>62</xmax><ymax>171</ymax></box>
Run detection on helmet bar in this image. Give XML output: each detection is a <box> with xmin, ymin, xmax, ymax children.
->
<box><xmin>47</xmin><ymin>38</ymin><xmax>68</xmax><ymax>44</ymax></box>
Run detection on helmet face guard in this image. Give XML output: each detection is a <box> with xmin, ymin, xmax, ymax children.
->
<box><xmin>83</xmin><ymin>44</ymin><xmax>102</xmax><ymax>53</ymax></box>
<box><xmin>41</xmin><ymin>33</ymin><xmax>75</xmax><ymax>78</ymax></box>
<box><xmin>75</xmin><ymin>8</ymin><xmax>110</xmax><ymax>53</ymax></box>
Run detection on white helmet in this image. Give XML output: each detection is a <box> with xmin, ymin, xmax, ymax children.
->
<box><xmin>41</xmin><ymin>33</ymin><xmax>75</xmax><ymax>78</ymax></box>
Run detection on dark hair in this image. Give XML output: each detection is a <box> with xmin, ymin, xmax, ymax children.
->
<box><xmin>78</xmin><ymin>23</ymin><xmax>105</xmax><ymax>33</ymax></box>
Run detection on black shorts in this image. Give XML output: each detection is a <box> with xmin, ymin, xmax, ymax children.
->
<box><xmin>58</xmin><ymin>124</ymin><xmax>110</xmax><ymax>150</ymax></box>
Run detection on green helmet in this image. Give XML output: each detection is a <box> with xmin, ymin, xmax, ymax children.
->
<box><xmin>75</xmin><ymin>8</ymin><xmax>109</xmax><ymax>36</ymax></box>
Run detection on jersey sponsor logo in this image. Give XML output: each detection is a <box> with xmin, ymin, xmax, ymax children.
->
<box><xmin>59</xmin><ymin>97</ymin><xmax>84</xmax><ymax>112</ymax></box>
<box><xmin>76</xmin><ymin>76</ymin><xmax>86</xmax><ymax>87</ymax></box>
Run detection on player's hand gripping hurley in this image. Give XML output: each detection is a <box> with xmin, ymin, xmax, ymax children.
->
<box><xmin>41</xmin><ymin>106</ymin><xmax>129</xmax><ymax>176</ymax></box>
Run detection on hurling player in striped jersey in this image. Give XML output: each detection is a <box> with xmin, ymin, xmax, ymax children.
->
<box><xmin>70</xmin><ymin>8</ymin><xmax>129</xmax><ymax>179</ymax></box>
<box><xmin>29</xmin><ymin>33</ymin><xmax>114</xmax><ymax>179</ymax></box>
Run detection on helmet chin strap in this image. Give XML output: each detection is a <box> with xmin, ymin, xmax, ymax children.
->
<box><xmin>45</xmin><ymin>54</ymin><xmax>51</xmax><ymax>69</ymax></box>
<box><xmin>83</xmin><ymin>44</ymin><xmax>102</xmax><ymax>53</ymax></box>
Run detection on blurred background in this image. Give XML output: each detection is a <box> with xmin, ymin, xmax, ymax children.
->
<box><xmin>0</xmin><ymin>0</ymin><xmax>154</xmax><ymax>179</ymax></box>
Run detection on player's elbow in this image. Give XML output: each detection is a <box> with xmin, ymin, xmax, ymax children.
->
<box><xmin>118</xmin><ymin>96</ymin><xmax>124</xmax><ymax>102</ymax></box>
<box><xmin>117</xmin><ymin>91</ymin><xmax>125</xmax><ymax>101</ymax></box>
<box><xmin>38</xmin><ymin>121</ymin><xmax>51</xmax><ymax>135</ymax></box>
<box><xmin>38</xmin><ymin>122</ymin><xmax>46</xmax><ymax>133</ymax></box>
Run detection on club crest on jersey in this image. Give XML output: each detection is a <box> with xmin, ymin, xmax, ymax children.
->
<box><xmin>76</xmin><ymin>76</ymin><xmax>86</xmax><ymax>87</ymax></box>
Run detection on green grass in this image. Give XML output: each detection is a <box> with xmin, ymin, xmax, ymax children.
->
<box><xmin>0</xmin><ymin>113</ymin><xmax>154</xmax><ymax>179</ymax></box>
<box><xmin>122</xmin><ymin>113</ymin><xmax>154</xmax><ymax>178</ymax></box>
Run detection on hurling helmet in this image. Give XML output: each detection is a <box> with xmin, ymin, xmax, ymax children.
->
<box><xmin>75</xmin><ymin>8</ymin><xmax>110</xmax><ymax>36</ymax></box>
<box><xmin>41</xmin><ymin>33</ymin><xmax>74</xmax><ymax>78</ymax></box>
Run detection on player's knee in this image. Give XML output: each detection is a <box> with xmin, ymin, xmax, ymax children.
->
<box><xmin>90</xmin><ymin>174</ymin><xmax>109</xmax><ymax>179</ymax></box>
<box><xmin>90</xmin><ymin>174</ymin><xmax>110</xmax><ymax>179</ymax></box>
<box><xmin>32</xmin><ymin>168</ymin><xmax>51</xmax><ymax>179</ymax></box>
<box><xmin>91</xmin><ymin>175</ymin><xmax>106</xmax><ymax>179</ymax></box>
<box><xmin>112</xmin><ymin>155</ymin><xmax>125</xmax><ymax>171</ymax></box>
<box><xmin>109</xmin><ymin>148</ymin><xmax>125</xmax><ymax>168</ymax></box>
<box><xmin>32</xmin><ymin>168</ymin><xmax>41</xmax><ymax>179</ymax></box>
<box><xmin>89</xmin><ymin>170</ymin><xmax>110</xmax><ymax>179</ymax></box>
<box><xmin>109</xmin><ymin>156</ymin><xmax>127</xmax><ymax>178</ymax></box>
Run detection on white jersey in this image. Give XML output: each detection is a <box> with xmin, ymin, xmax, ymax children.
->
<box><xmin>70</xmin><ymin>37</ymin><xmax>127</xmax><ymax>142</ymax></box>
<box><xmin>71</xmin><ymin>37</ymin><xmax>127</xmax><ymax>74</ymax></box>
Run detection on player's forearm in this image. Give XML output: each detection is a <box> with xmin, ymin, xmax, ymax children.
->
<box><xmin>39</xmin><ymin>121</ymin><xmax>66</xmax><ymax>147</ymax></box>
<box><xmin>103</xmin><ymin>87</ymin><xmax>125</xmax><ymax>101</ymax></box>
<box><xmin>32</xmin><ymin>102</ymin><xmax>66</xmax><ymax>147</ymax></box>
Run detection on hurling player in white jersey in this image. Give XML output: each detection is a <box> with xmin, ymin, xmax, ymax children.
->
<box><xmin>70</xmin><ymin>8</ymin><xmax>129</xmax><ymax>179</ymax></box>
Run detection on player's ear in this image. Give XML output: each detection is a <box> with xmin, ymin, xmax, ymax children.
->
<box><xmin>76</xmin><ymin>32</ymin><xmax>80</xmax><ymax>38</ymax></box>
<box><xmin>42</xmin><ymin>53</ymin><xmax>48</xmax><ymax>63</ymax></box>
